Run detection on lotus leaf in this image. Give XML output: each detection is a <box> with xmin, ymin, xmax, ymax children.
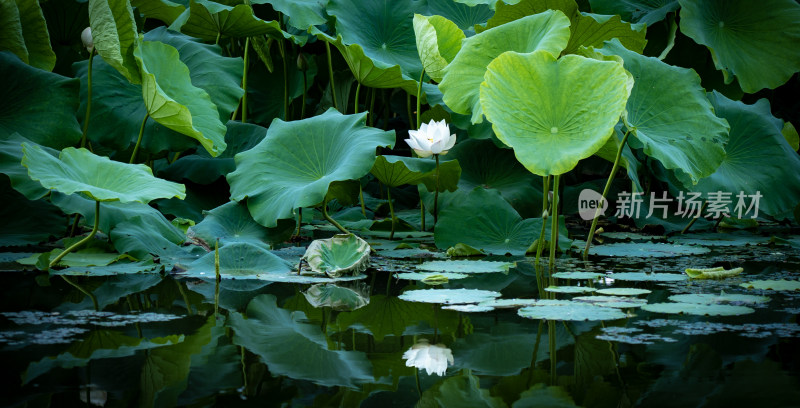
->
<box><xmin>413</xmin><ymin>14</ymin><xmax>464</xmax><ymax>83</ymax></box>
<box><xmin>48</xmin><ymin>260</ymin><xmax>161</xmax><ymax>276</ymax></box>
<box><xmin>51</xmin><ymin>192</ymin><xmax>178</xmax><ymax>234</ymax></box>
<box><xmin>188</xmin><ymin>201</ymin><xmax>294</xmax><ymax>250</ymax></box>
<box><xmin>739</xmin><ymin>280</ymin><xmax>800</xmax><ymax>291</ymax></box>
<box><xmin>135</xmin><ymin>39</ymin><xmax>227</xmax><ymax>157</ymax></box>
<box><xmin>514</xmin><ymin>384</ymin><xmax>580</xmax><ymax>407</ymax></box>
<box><xmin>588</xmin><ymin>242</ymin><xmax>709</xmax><ymax>258</ymax></box>
<box><xmin>668</xmin><ymin>293</ymin><xmax>770</xmax><ymax>305</ymax></box>
<box><xmin>1</xmin><ymin>51</ymin><xmax>81</xmax><ymax>148</ymax></box>
<box><xmin>678</xmin><ymin>0</ymin><xmax>800</xmax><ymax>93</ymax></box>
<box><xmin>302</xmin><ymin>234</ymin><xmax>371</xmax><ymax>278</ymax></box>
<box><xmin>588</xmin><ymin>0</ymin><xmax>679</xmax><ymax>25</ymax></box>
<box><xmin>669</xmin><ymin>232</ymin><xmax>772</xmax><ymax>247</ymax></box>
<box><xmin>596</xmin><ymin>288</ymin><xmax>651</xmax><ymax>296</ymax></box>
<box><xmin>182</xmin><ymin>242</ymin><xmax>296</xmax><ymax>280</ymax></box>
<box><xmin>229</xmin><ymin>294</ymin><xmax>375</xmax><ymax>388</ymax></box>
<box><xmin>0</xmin><ymin>0</ymin><xmax>56</xmax><ymax>71</ymax></box>
<box><xmin>518</xmin><ymin>302</ymin><xmax>627</xmax><ymax>321</ymax></box>
<box><xmin>227</xmin><ymin>109</ymin><xmax>394</xmax><ymax>227</ymax></box>
<box><xmin>416</xmin><ymin>260</ymin><xmax>515</xmax><ymax>274</ymax></box>
<box><xmin>303</xmin><ymin>284</ymin><xmax>369</xmax><ymax>311</ymax></box>
<box><xmin>0</xmin><ymin>182</ymin><xmax>63</xmax><ymax>247</ymax></box>
<box><xmin>109</xmin><ymin>216</ymin><xmax>191</xmax><ymax>261</ymax></box>
<box><xmin>335</xmin><ymin>294</ymin><xmax>455</xmax><ymax>341</ymax></box>
<box><xmin>252</xmin><ymin>0</ymin><xmax>327</xmax><ymax>30</ymax></box>
<box><xmin>552</xmin><ymin>272</ymin><xmax>603</xmax><ymax>280</ymax></box>
<box><xmin>130</xmin><ymin>0</ymin><xmax>185</xmax><ymax>25</ymax></box>
<box><xmin>574</xmin><ymin>295</ymin><xmax>647</xmax><ymax>308</ymax></box>
<box><xmin>481</xmin><ymin>50</ymin><xmax>630</xmax><ymax>176</ymax></box>
<box><xmin>0</xmin><ymin>134</ymin><xmax>53</xmax><ymax>199</ymax></box>
<box><xmin>176</xmin><ymin>0</ymin><xmax>286</xmax><ymax>41</ymax></box>
<box><xmin>642</xmin><ymin>302</ymin><xmax>754</xmax><ymax>316</ymax></box>
<box><xmin>545</xmin><ymin>286</ymin><xmax>597</xmax><ymax>294</ymax></box>
<box><xmin>478</xmin><ymin>298</ymin><xmax>569</xmax><ymax>308</ymax></box>
<box><xmin>88</xmin><ymin>0</ymin><xmax>140</xmax><ymax>83</ymax></box>
<box><xmin>396</xmin><ymin>272</ymin><xmax>468</xmax><ymax>283</ymax></box>
<box><xmin>443</xmin><ymin>304</ymin><xmax>494</xmax><ymax>313</ymax></box>
<box><xmin>399</xmin><ymin>288</ymin><xmax>501</xmax><ymax>304</ymax></box>
<box><xmin>685</xmin><ymin>266</ymin><xmax>743</xmax><ymax>280</ymax></box>
<box><xmin>609</xmin><ymin>272</ymin><xmax>687</xmax><ymax>282</ymax></box>
<box><xmin>424</xmin><ymin>0</ymin><xmax>494</xmax><ymax>35</ymax></box>
<box><xmin>22</xmin><ymin>144</ymin><xmax>185</xmax><ymax>203</ymax></box>
<box><xmin>370</xmin><ymin>155</ymin><xmax>461</xmax><ymax>191</ymax></box>
<box><xmin>596</xmin><ymin>39</ymin><xmax>730</xmax><ymax>185</ymax></box>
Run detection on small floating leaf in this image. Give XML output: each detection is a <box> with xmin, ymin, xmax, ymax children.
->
<box><xmin>610</xmin><ymin>273</ymin><xmax>688</xmax><ymax>282</ymax></box>
<box><xmin>685</xmin><ymin>266</ymin><xmax>743</xmax><ymax>280</ymax></box>
<box><xmin>443</xmin><ymin>304</ymin><xmax>495</xmax><ymax>313</ymax></box>
<box><xmin>399</xmin><ymin>289</ymin><xmax>501</xmax><ymax>305</ymax></box>
<box><xmin>518</xmin><ymin>302</ymin><xmax>627</xmax><ymax>321</ymax></box>
<box><xmin>395</xmin><ymin>272</ymin><xmax>468</xmax><ymax>283</ymax></box>
<box><xmin>302</xmin><ymin>234</ymin><xmax>371</xmax><ymax>278</ymax></box>
<box><xmin>596</xmin><ymin>288</ymin><xmax>652</xmax><ymax>296</ymax></box>
<box><xmin>545</xmin><ymin>286</ymin><xmax>598</xmax><ymax>294</ymax></box>
<box><xmin>416</xmin><ymin>260</ymin><xmax>515</xmax><ymax>274</ymax></box>
<box><xmin>573</xmin><ymin>296</ymin><xmax>647</xmax><ymax>309</ymax></box>
<box><xmin>478</xmin><ymin>299</ymin><xmax>569</xmax><ymax>309</ymax></box>
<box><xmin>669</xmin><ymin>293</ymin><xmax>770</xmax><ymax>305</ymax></box>
<box><xmin>552</xmin><ymin>272</ymin><xmax>603</xmax><ymax>280</ymax></box>
<box><xmin>642</xmin><ymin>302</ymin><xmax>754</xmax><ymax>316</ymax></box>
<box><xmin>589</xmin><ymin>242</ymin><xmax>710</xmax><ymax>258</ymax></box>
<box><xmin>739</xmin><ymin>280</ymin><xmax>800</xmax><ymax>291</ymax></box>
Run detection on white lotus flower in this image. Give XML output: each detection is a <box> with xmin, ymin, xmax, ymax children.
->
<box><xmin>405</xmin><ymin>119</ymin><xmax>456</xmax><ymax>158</ymax></box>
<box><xmin>81</xmin><ymin>27</ymin><xmax>94</xmax><ymax>53</ymax></box>
<box><xmin>402</xmin><ymin>339</ymin><xmax>454</xmax><ymax>376</ymax></box>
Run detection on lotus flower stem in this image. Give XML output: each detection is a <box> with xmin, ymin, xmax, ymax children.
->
<box><xmin>69</xmin><ymin>213</ymin><xmax>82</xmax><ymax>237</ymax></box>
<box><xmin>416</xmin><ymin>70</ymin><xmax>424</xmax><ymax>129</ymax></box>
<box><xmin>215</xmin><ymin>31</ymin><xmax>221</xmax><ymax>46</ymax></box>
<box><xmin>325</xmin><ymin>42</ymin><xmax>338</xmax><ymax>111</ymax></box>
<box><xmin>527</xmin><ymin>320</ymin><xmax>544</xmax><ymax>388</ymax></box>
<box><xmin>242</xmin><ymin>37</ymin><xmax>250</xmax><ymax>123</ymax></box>
<box><xmin>681</xmin><ymin>201</ymin><xmax>709</xmax><ymax>234</ymax></box>
<box><xmin>175</xmin><ymin>279</ymin><xmax>193</xmax><ymax>315</ymax></box>
<box><xmin>280</xmin><ymin>40</ymin><xmax>288</xmax><ymax>120</ymax></box>
<box><xmin>548</xmin><ymin>175</ymin><xmax>560</xmax><ymax>270</ymax></box>
<box><xmin>80</xmin><ymin>49</ymin><xmax>95</xmax><ymax>148</ymax></box>
<box><xmin>415</xmin><ymin>368</ymin><xmax>422</xmax><ymax>396</ymax></box>
<box><xmin>434</xmin><ymin>154</ymin><xmax>440</xmax><ymax>225</ymax></box>
<box><xmin>301</xmin><ymin>69</ymin><xmax>307</xmax><ymax>119</ymax></box>
<box><xmin>535</xmin><ymin>176</ymin><xmax>551</xmax><ymax>264</ymax></box>
<box><xmin>406</xmin><ymin>94</ymin><xmax>413</xmax><ymax>130</ymax></box>
<box><xmin>583</xmin><ymin>129</ymin><xmax>631</xmax><ymax>259</ymax></box>
<box><xmin>50</xmin><ymin>200</ymin><xmax>100</xmax><ymax>268</ymax></box>
<box><xmin>368</xmin><ymin>87</ymin><xmax>376</xmax><ymax>126</ymax></box>
<box><xmin>359</xmin><ymin>185</ymin><xmax>366</xmax><ymax>217</ymax></box>
<box><xmin>420</xmin><ymin>200</ymin><xmax>426</xmax><ymax>231</ymax></box>
<box><xmin>321</xmin><ymin>198</ymin><xmax>350</xmax><ymax>234</ymax></box>
<box><xmin>548</xmin><ymin>320</ymin><xmax>557</xmax><ymax>385</ymax></box>
<box><xmin>387</xmin><ymin>187</ymin><xmax>396</xmax><ymax>240</ymax></box>
<box><xmin>61</xmin><ymin>276</ymin><xmax>99</xmax><ymax>311</ymax></box>
<box><xmin>214</xmin><ymin>239</ymin><xmax>220</xmax><ymax>318</ymax></box>
<box><xmin>354</xmin><ymin>81</ymin><xmax>361</xmax><ymax>114</ymax></box>
<box><xmin>130</xmin><ymin>113</ymin><xmax>149</xmax><ymax>164</ymax></box>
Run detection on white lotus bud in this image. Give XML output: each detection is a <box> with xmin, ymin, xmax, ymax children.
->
<box><xmin>81</xmin><ymin>27</ymin><xmax>94</xmax><ymax>53</ymax></box>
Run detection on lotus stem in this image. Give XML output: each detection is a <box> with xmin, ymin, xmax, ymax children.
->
<box><xmin>325</xmin><ymin>42</ymin><xmax>338</xmax><ymax>111</ymax></box>
<box><xmin>215</xmin><ymin>239</ymin><xmax>220</xmax><ymax>319</ymax></box>
<box><xmin>359</xmin><ymin>185</ymin><xmax>366</xmax><ymax>217</ymax></box>
<box><xmin>215</xmin><ymin>31</ymin><xmax>221</xmax><ymax>46</ymax></box>
<box><xmin>406</xmin><ymin>94</ymin><xmax>413</xmax><ymax>130</ymax></box>
<box><xmin>681</xmin><ymin>201</ymin><xmax>708</xmax><ymax>234</ymax></box>
<box><xmin>354</xmin><ymin>81</ymin><xmax>361</xmax><ymax>114</ymax></box>
<box><xmin>583</xmin><ymin>129</ymin><xmax>631</xmax><ymax>259</ymax></box>
<box><xmin>50</xmin><ymin>200</ymin><xmax>100</xmax><ymax>268</ymax></box>
<box><xmin>61</xmin><ymin>275</ymin><xmax>99</xmax><ymax>311</ymax></box>
<box><xmin>420</xmin><ymin>200</ymin><xmax>426</xmax><ymax>231</ymax></box>
<box><xmin>322</xmin><ymin>198</ymin><xmax>350</xmax><ymax>234</ymax></box>
<box><xmin>301</xmin><ymin>69</ymin><xmax>307</xmax><ymax>119</ymax></box>
<box><xmin>295</xmin><ymin>208</ymin><xmax>303</xmax><ymax>237</ymax></box>
<box><xmin>434</xmin><ymin>154</ymin><xmax>441</xmax><ymax>225</ymax></box>
<box><xmin>387</xmin><ymin>187</ymin><xmax>396</xmax><ymax>240</ymax></box>
<box><xmin>549</xmin><ymin>175</ymin><xmax>560</xmax><ymax>270</ymax></box>
<box><xmin>548</xmin><ymin>320</ymin><xmax>557</xmax><ymax>385</ymax></box>
<box><xmin>69</xmin><ymin>213</ymin><xmax>82</xmax><ymax>237</ymax></box>
<box><xmin>527</xmin><ymin>320</ymin><xmax>544</xmax><ymax>388</ymax></box>
<box><xmin>280</xmin><ymin>40</ymin><xmax>288</xmax><ymax>120</ymax></box>
<box><xmin>242</xmin><ymin>37</ymin><xmax>250</xmax><ymax>123</ymax></box>
<box><xmin>80</xmin><ymin>49</ymin><xmax>96</xmax><ymax>148</ymax></box>
<box><xmin>536</xmin><ymin>176</ymin><xmax>551</xmax><ymax>264</ymax></box>
<box><xmin>130</xmin><ymin>113</ymin><xmax>149</xmax><ymax>164</ymax></box>
<box><xmin>416</xmin><ymin>70</ymin><xmax>424</xmax><ymax>129</ymax></box>
<box><xmin>175</xmin><ymin>279</ymin><xmax>193</xmax><ymax>315</ymax></box>
<box><xmin>368</xmin><ymin>87</ymin><xmax>376</xmax><ymax>126</ymax></box>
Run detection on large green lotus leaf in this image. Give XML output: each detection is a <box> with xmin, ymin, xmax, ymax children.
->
<box><xmin>327</xmin><ymin>0</ymin><xmax>423</xmax><ymax>79</ymax></box>
<box><xmin>51</xmin><ymin>191</ymin><xmax>177</xmax><ymax>234</ymax></box>
<box><xmin>302</xmin><ymin>234</ymin><xmax>370</xmax><ymax>278</ymax></box>
<box><xmin>109</xmin><ymin>215</ymin><xmax>188</xmax><ymax>260</ymax></box>
<box><xmin>176</xmin><ymin>0</ymin><xmax>286</xmax><ymax>40</ymax></box>
<box><xmin>0</xmin><ymin>181</ymin><xmax>64</xmax><ymax>247</ymax></box>
<box><xmin>399</xmin><ymin>288</ymin><xmax>501</xmax><ymax>304</ymax></box>
<box><xmin>251</xmin><ymin>0</ymin><xmax>327</xmax><ymax>30</ymax></box>
<box><xmin>425</xmin><ymin>0</ymin><xmax>494</xmax><ymax>35</ymax></box>
<box><xmin>130</xmin><ymin>0</ymin><xmax>185</xmax><ymax>25</ymax></box>
<box><xmin>0</xmin><ymin>0</ymin><xmax>56</xmax><ymax>71</ymax></box>
<box><xmin>608</xmin><ymin>272</ymin><xmax>687</xmax><ymax>282</ymax></box>
<box><xmin>413</xmin><ymin>14</ymin><xmax>465</xmax><ymax>83</ymax></box>
<box><xmin>314</xmin><ymin>32</ymin><xmax>420</xmax><ymax>95</ymax></box>
<box><xmin>188</xmin><ymin>201</ymin><xmax>295</xmax><ymax>249</ymax></box>
<box><xmin>669</xmin><ymin>293</ymin><xmax>770</xmax><ymax>305</ymax></box>
<box><xmin>588</xmin><ymin>0</ymin><xmax>679</xmax><ymax>25</ymax></box>
<box><xmin>0</xmin><ymin>133</ymin><xmax>53</xmax><ymax>199</ymax></box>
<box><xmin>440</xmin><ymin>10</ymin><xmax>570</xmax><ymax>123</ymax></box>
<box><xmin>518</xmin><ymin>302</ymin><xmax>627</xmax><ymax>321</ymax></box>
<box><xmin>89</xmin><ymin>0</ymin><xmax>140</xmax><ymax>83</ymax></box>
<box><xmin>184</xmin><ymin>242</ymin><xmax>293</xmax><ymax>279</ymax></box>
<box><xmin>642</xmin><ymin>302</ymin><xmax>754</xmax><ymax>316</ymax></box>
<box><xmin>595</xmin><ymin>288</ymin><xmax>651</xmax><ymax>296</ymax></box>
<box><xmin>416</xmin><ymin>260</ymin><xmax>515</xmax><ymax>273</ymax></box>
<box><xmin>0</xmin><ymin>51</ymin><xmax>81</xmax><ymax>148</ymax></box>
<box><xmin>589</xmin><ymin>242</ymin><xmax>708</xmax><ymax>258</ymax></box>
<box><xmin>229</xmin><ymin>294</ymin><xmax>375</xmax><ymax>388</ymax></box>
<box><xmin>17</xmin><ymin>249</ymin><xmax>131</xmax><ymax>267</ymax></box>
<box><xmin>160</xmin><ymin>121</ymin><xmax>266</xmax><ymax>184</ymax></box>
<box><xmin>545</xmin><ymin>286</ymin><xmax>597</xmax><ymax>294</ymax></box>
<box><xmin>482</xmin><ymin>0</ymin><xmax>647</xmax><ymax>54</ymax></box>
<box><xmin>687</xmin><ymin>92</ymin><xmax>800</xmax><ymax>217</ymax></box>
<box><xmin>596</xmin><ymin>39</ymin><xmax>730</xmax><ymax>184</ymax></box>
<box><xmin>481</xmin><ymin>50</ymin><xmax>629</xmax><ymax>176</ymax></box>
<box><xmin>227</xmin><ymin>109</ymin><xmax>395</xmax><ymax>227</ymax></box>
<box><xmin>371</xmin><ymin>155</ymin><xmax>460</xmax><ymax>191</ymax></box>
<box><xmin>75</xmin><ymin>27</ymin><xmax>243</xmax><ymax>155</ymax></box>
<box><xmin>447</xmin><ymin>138</ymin><xmax>542</xmax><ymax>218</ymax></box>
<box><xmin>135</xmin><ymin>39</ymin><xmax>227</xmax><ymax>157</ymax></box>
<box><xmin>434</xmin><ymin>187</ymin><xmax>569</xmax><ymax>255</ymax></box>
<box><xmin>22</xmin><ymin>144</ymin><xmax>186</xmax><ymax>203</ymax></box>
<box><xmin>678</xmin><ymin>0</ymin><xmax>800</xmax><ymax>93</ymax></box>
<box><xmin>303</xmin><ymin>284</ymin><xmax>369</xmax><ymax>311</ymax></box>
<box><xmin>740</xmin><ymin>280</ymin><xmax>800</xmax><ymax>291</ymax></box>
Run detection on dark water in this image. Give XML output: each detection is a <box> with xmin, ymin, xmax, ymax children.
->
<box><xmin>2</xmin><ymin>242</ymin><xmax>799</xmax><ymax>407</ymax></box>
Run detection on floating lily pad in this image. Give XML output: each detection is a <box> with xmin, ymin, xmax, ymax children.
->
<box><xmin>668</xmin><ymin>293</ymin><xmax>770</xmax><ymax>305</ymax></box>
<box><xmin>399</xmin><ymin>289</ymin><xmax>501</xmax><ymax>305</ymax></box>
<box><xmin>478</xmin><ymin>298</ymin><xmax>570</xmax><ymax>309</ymax></box>
<box><xmin>739</xmin><ymin>280</ymin><xmax>800</xmax><ymax>291</ymax></box>
<box><xmin>609</xmin><ymin>272</ymin><xmax>688</xmax><ymax>282</ymax></box>
<box><xmin>588</xmin><ymin>242</ymin><xmax>710</xmax><ymax>258</ymax></box>
<box><xmin>518</xmin><ymin>302</ymin><xmax>627</xmax><ymax>321</ymax></box>
<box><xmin>443</xmin><ymin>304</ymin><xmax>495</xmax><ymax>313</ymax></box>
<box><xmin>303</xmin><ymin>284</ymin><xmax>369</xmax><ymax>311</ymax></box>
<box><xmin>416</xmin><ymin>260</ymin><xmax>515</xmax><ymax>274</ymax></box>
<box><xmin>669</xmin><ymin>233</ymin><xmax>772</xmax><ymax>247</ymax></box>
<box><xmin>545</xmin><ymin>286</ymin><xmax>598</xmax><ymax>294</ymax></box>
<box><xmin>375</xmin><ymin>248</ymin><xmax>446</xmax><ymax>259</ymax></box>
<box><xmin>573</xmin><ymin>296</ymin><xmax>647</xmax><ymax>308</ymax></box>
<box><xmin>685</xmin><ymin>266</ymin><xmax>743</xmax><ymax>280</ymax></box>
<box><xmin>49</xmin><ymin>260</ymin><xmax>162</xmax><ymax>276</ymax></box>
<box><xmin>596</xmin><ymin>288</ymin><xmax>652</xmax><ymax>296</ymax></box>
<box><xmin>552</xmin><ymin>272</ymin><xmax>604</xmax><ymax>280</ymax></box>
<box><xmin>395</xmin><ymin>272</ymin><xmax>468</xmax><ymax>283</ymax></box>
<box><xmin>642</xmin><ymin>302</ymin><xmax>754</xmax><ymax>316</ymax></box>
<box><xmin>17</xmin><ymin>250</ymin><xmax>131</xmax><ymax>268</ymax></box>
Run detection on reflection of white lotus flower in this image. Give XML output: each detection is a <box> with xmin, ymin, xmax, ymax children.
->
<box><xmin>402</xmin><ymin>339</ymin><xmax>454</xmax><ymax>376</ymax></box>
<box><xmin>405</xmin><ymin>119</ymin><xmax>456</xmax><ymax>158</ymax></box>
<box><xmin>81</xmin><ymin>27</ymin><xmax>94</xmax><ymax>52</ymax></box>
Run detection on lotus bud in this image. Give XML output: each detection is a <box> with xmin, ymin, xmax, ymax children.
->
<box><xmin>297</xmin><ymin>52</ymin><xmax>309</xmax><ymax>72</ymax></box>
<box><xmin>81</xmin><ymin>27</ymin><xmax>94</xmax><ymax>53</ymax></box>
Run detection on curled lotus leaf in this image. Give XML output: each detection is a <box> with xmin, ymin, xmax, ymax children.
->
<box><xmin>302</xmin><ymin>234</ymin><xmax>371</xmax><ymax>278</ymax></box>
<box><xmin>685</xmin><ymin>266</ymin><xmax>743</xmax><ymax>280</ymax></box>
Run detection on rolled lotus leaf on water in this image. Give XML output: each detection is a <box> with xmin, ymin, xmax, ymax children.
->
<box><xmin>685</xmin><ymin>266</ymin><xmax>743</xmax><ymax>280</ymax></box>
<box><xmin>302</xmin><ymin>234</ymin><xmax>371</xmax><ymax>278</ymax></box>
